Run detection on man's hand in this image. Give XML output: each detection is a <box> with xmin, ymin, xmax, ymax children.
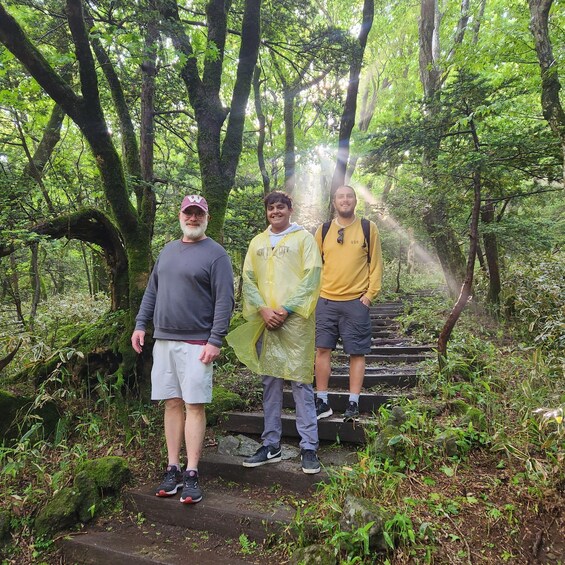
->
<box><xmin>360</xmin><ymin>295</ymin><xmax>371</xmax><ymax>307</ymax></box>
<box><xmin>259</xmin><ymin>306</ymin><xmax>288</xmax><ymax>330</ymax></box>
<box><xmin>131</xmin><ymin>330</ymin><xmax>145</xmax><ymax>354</ymax></box>
<box><xmin>199</xmin><ymin>343</ymin><xmax>221</xmax><ymax>364</ymax></box>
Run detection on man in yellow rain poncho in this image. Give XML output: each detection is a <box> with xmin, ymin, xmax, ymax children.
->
<box><xmin>227</xmin><ymin>191</ymin><xmax>322</xmax><ymax>474</ymax></box>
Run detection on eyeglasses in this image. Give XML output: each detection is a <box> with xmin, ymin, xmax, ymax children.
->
<box><xmin>183</xmin><ymin>209</ymin><xmax>206</xmax><ymax>218</ymax></box>
<box><xmin>337</xmin><ymin>228</ymin><xmax>344</xmax><ymax>244</ymax></box>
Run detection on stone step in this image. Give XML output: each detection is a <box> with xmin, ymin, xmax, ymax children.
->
<box><xmin>126</xmin><ymin>487</ymin><xmax>293</xmax><ymax>543</ymax></box>
<box><xmin>221</xmin><ymin>411</ymin><xmax>368</xmax><ymax>444</ymax></box>
<box><xmin>283</xmin><ymin>390</ymin><xmax>408</xmax><ymax>413</ymax></box>
<box><xmin>61</xmin><ymin>530</ymin><xmax>250</xmax><ymax>565</ymax></box>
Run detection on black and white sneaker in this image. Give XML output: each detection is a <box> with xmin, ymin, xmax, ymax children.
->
<box><xmin>242</xmin><ymin>445</ymin><xmax>282</xmax><ymax>467</ymax></box>
<box><xmin>315</xmin><ymin>397</ymin><xmax>333</xmax><ymax>420</ymax></box>
<box><xmin>180</xmin><ymin>470</ymin><xmax>203</xmax><ymax>504</ymax></box>
<box><xmin>155</xmin><ymin>464</ymin><xmax>183</xmax><ymax>497</ymax></box>
<box><xmin>301</xmin><ymin>449</ymin><xmax>321</xmax><ymax>474</ymax></box>
<box><xmin>343</xmin><ymin>401</ymin><xmax>360</xmax><ymax>422</ymax></box>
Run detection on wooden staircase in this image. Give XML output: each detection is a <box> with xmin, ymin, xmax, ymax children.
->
<box><xmin>221</xmin><ymin>301</ymin><xmax>432</xmax><ymax>444</ymax></box>
<box><xmin>60</xmin><ymin>300</ymin><xmax>432</xmax><ymax>563</ymax></box>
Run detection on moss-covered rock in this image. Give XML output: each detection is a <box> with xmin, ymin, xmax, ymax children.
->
<box><xmin>448</xmin><ymin>399</ymin><xmax>471</xmax><ymax>415</ymax></box>
<box><xmin>459</xmin><ymin>407</ymin><xmax>486</xmax><ymax>431</ymax></box>
<box><xmin>207</xmin><ymin>386</ymin><xmax>245</xmax><ymax>425</ymax></box>
<box><xmin>0</xmin><ymin>389</ymin><xmax>60</xmax><ymax>444</ymax></box>
<box><xmin>434</xmin><ymin>429</ymin><xmax>461</xmax><ymax>457</ymax></box>
<box><xmin>74</xmin><ymin>456</ymin><xmax>131</xmax><ymax>493</ymax></box>
<box><xmin>290</xmin><ymin>543</ymin><xmax>336</xmax><ymax>565</ymax></box>
<box><xmin>340</xmin><ymin>495</ymin><xmax>390</xmax><ymax>551</ymax></box>
<box><xmin>371</xmin><ymin>424</ymin><xmax>404</xmax><ymax>460</ymax></box>
<box><xmin>34</xmin><ymin>483</ymin><xmax>101</xmax><ymax>536</ymax></box>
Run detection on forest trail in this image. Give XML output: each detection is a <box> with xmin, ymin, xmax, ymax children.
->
<box><xmin>60</xmin><ymin>298</ymin><xmax>433</xmax><ymax>564</ymax></box>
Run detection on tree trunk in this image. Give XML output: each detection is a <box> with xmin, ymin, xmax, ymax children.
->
<box><xmin>437</xmin><ymin>119</ymin><xmax>482</xmax><ymax>359</ymax></box>
<box><xmin>283</xmin><ymin>88</ymin><xmax>296</xmax><ymax>195</ymax></box>
<box><xmin>480</xmin><ymin>202</ymin><xmax>501</xmax><ymax>307</ymax></box>
<box><xmin>331</xmin><ymin>0</ymin><xmax>374</xmax><ymax>194</ymax></box>
<box><xmin>160</xmin><ymin>0</ymin><xmax>262</xmax><ymax>241</ymax></box>
<box><xmin>528</xmin><ymin>0</ymin><xmax>565</xmax><ymax>184</ymax></box>
<box><xmin>253</xmin><ymin>66</ymin><xmax>270</xmax><ymax>194</ymax></box>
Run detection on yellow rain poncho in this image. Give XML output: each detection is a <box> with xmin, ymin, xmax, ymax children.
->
<box><xmin>226</xmin><ymin>227</ymin><xmax>322</xmax><ymax>383</ymax></box>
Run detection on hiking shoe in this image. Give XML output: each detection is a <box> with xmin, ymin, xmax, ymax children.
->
<box><xmin>242</xmin><ymin>445</ymin><xmax>282</xmax><ymax>467</ymax></box>
<box><xmin>155</xmin><ymin>464</ymin><xmax>183</xmax><ymax>497</ymax></box>
<box><xmin>180</xmin><ymin>470</ymin><xmax>203</xmax><ymax>504</ymax></box>
<box><xmin>301</xmin><ymin>449</ymin><xmax>321</xmax><ymax>474</ymax></box>
<box><xmin>315</xmin><ymin>397</ymin><xmax>333</xmax><ymax>420</ymax></box>
<box><xmin>343</xmin><ymin>401</ymin><xmax>360</xmax><ymax>422</ymax></box>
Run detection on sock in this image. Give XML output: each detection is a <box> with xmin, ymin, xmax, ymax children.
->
<box><xmin>348</xmin><ymin>393</ymin><xmax>360</xmax><ymax>404</ymax></box>
<box><xmin>317</xmin><ymin>391</ymin><xmax>329</xmax><ymax>403</ymax></box>
<box><xmin>168</xmin><ymin>463</ymin><xmax>181</xmax><ymax>470</ymax></box>
<box><xmin>185</xmin><ymin>468</ymin><xmax>198</xmax><ymax>474</ymax></box>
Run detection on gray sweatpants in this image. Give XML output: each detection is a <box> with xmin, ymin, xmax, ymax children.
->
<box><xmin>261</xmin><ymin>375</ymin><xmax>319</xmax><ymax>451</ymax></box>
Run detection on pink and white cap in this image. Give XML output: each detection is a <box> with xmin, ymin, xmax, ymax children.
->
<box><xmin>180</xmin><ymin>194</ymin><xmax>208</xmax><ymax>213</ymax></box>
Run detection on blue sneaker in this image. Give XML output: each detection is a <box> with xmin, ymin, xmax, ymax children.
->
<box><xmin>180</xmin><ymin>470</ymin><xmax>203</xmax><ymax>504</ymax></box>
<box><xmin>242</xmin><ymin>445</ymin><xmax>282</xmax><ymax>467</ymax></box>
<box><xmin>155</xmin><ymin>465</ymin><xmax>182</xmax><ymax>497</ymax></box>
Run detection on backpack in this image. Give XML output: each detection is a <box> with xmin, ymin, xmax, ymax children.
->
<box><xmin>321</xmin><ymin>218</ymin><xmax>371</xmax><ymax>264</ymax></box>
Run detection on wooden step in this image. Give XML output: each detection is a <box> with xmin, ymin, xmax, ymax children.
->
<box><xmin>61</xmin><ymin>530</ymin><xmax>250</xmax><ymax>565</ymax></box>
<box><xmin>126</xmin><ymin>488</ymin><xmax>293</xmax><ymax>543</ymax></box>
<box><xmin>282</xmin><ymin>390</ymin><xmax>408</xmax><ymax>413</ymax></box>
<box><xmin>329</xmin><ymin>372</ymin><xmax>417</xmax><ymax>388</ymax></box>
<box><xmin>198</xmin><ymin>451</ymin><xmax>326</xmax><ymax>493</ymax></box>
<box><xmin>336</xmin><ymin>344</ymin><xmax>433</xmax><ymax>355</ymax></box>
<box><xmin>221</xmin><ymin>411</ymin><xmax>368</xmax><ymax>443</ymax></box>
<box><xmin>335</xmin><ymin>353</ymin><xmax>429</xmax><ymax>364</ymax></box>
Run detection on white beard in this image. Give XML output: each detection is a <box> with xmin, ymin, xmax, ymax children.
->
<box><xmin>180</xmin><ymin>217</ymin><xmax>208</xmax><ymax>240</ymax></box>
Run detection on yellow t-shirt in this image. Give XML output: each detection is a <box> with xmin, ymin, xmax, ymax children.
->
<box><xmin>315</xmin><ymin>217</ymin><xmax>383</xmax><ymax>301</ymax></box>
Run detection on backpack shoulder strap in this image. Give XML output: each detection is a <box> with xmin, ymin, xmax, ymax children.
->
<box><xmin>361</xmin><ymin>218</ymin><xmax>371</xmax><ymax>263</ymax></box>
<box><xmin>320</xmin><ymin>221</ymin><xmax>331</xmax><ymax>263</ymax></box>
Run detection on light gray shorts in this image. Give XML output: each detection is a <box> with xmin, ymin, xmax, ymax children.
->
<box><xmin>151</xmin><ymin>340</ymin><xmax>213</xmax><ymax>404</ymax></box>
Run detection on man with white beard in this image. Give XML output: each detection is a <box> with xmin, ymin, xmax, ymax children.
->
<box><xmin>131</xmin><ymin>195</ymin><xmax>234</xmax><ymax>504</ymax></box>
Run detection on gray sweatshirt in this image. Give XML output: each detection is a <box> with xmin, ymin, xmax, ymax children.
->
<box><xmin>135</xmin><ymin>238</ymin><xmax>234</xmax><ymax>347</ymax></box>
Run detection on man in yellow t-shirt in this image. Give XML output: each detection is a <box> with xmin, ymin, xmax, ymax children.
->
<box><xmin>314</xmin><ymin>185</ymin><xmax>383</xmax><ymax>422</ymax></box>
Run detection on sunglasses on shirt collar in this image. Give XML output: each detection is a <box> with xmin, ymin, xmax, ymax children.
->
<box><xmin>337</xmin><ymin>228</ymin><xmax>344</xmax><ymax>244</ymax></box>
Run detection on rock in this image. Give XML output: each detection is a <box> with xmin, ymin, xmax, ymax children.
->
<box><xmin>34</xmin><ymin>484</ymin><xmax>100</xmax><ymax>536</ymax></box>
<box><xmin>217</xmin><ymin>435</ymin><xmax>241</xmax><ymax>456</ymax></box>
<box><xmin>218</xmin><ymin>435</ymin><xmax>300</xmax><ymax>460</ymax></box>
<box><xmin>371</xmin><ymin>424</ymin><xmax>404</xmax><ymax>460</ymax></box>
<box><xmin>290</xmin><ymin>543</ymin><xmax>336</xmax><ymax>564</ymax></box>
<box><xmin>448</xmin><ymin>399</ymin><xmax>471</xmax><ymax>415</ymax></box>
<box><xmin>340</xmin><ymin>495</ymin><xmax>389</xmax><ymax>551</ymax></box>
<box><xmin>460</xmin><ymin>407</ymin><xmax>486</xmax><ymax>431</ymax></box>
<box><xmin>389</xmin><ymin>406</ymin><xmax>407</xmax><ymax>427</ymax></box>
<box><xmin>74</xmin><ymin>456</ymin><xmax>131</xmax><ymax>493</ymax></box>
<box><xmin>434</xmin><ymin>429</ymin><xmax>460</xmax><ymax>457</ymax></box>
<box><xmin>235</xmin><ymin>435</ymin><xmax>261</xmax><ymax>456</ymax></box>
<box><xmin>207</xmin><ymin>386</ymin><xmax>245</xmax><ymax>425</ymax></box>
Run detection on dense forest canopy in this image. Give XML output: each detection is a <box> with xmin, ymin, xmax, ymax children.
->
<box><xmin>0</xmin><ymin>0</ymin><xmax>563</xmax><ymax>378</ymax></box>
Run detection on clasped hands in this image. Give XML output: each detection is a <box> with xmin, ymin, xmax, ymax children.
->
<box><xmin>259</xmin><ymin>306</ymin><xmax>289</xmax><ymax>330</ymax></box>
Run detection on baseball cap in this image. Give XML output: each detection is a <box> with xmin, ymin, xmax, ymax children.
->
<box><xmin>180</xmin><ymin>194</ymin><xmax>208</xmax><ymax>214</ymax></box>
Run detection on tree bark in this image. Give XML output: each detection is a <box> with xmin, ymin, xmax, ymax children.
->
<box><xmin>159</xmin><ymin>0</ymin><xmax>262</xmax><ymax>241</ymax></box>
<box><xmin>481</xmin><ymin>201</ymin><xmax>501</xmax><ymax>306</ymax></box>
<box><xmin>253</xmin><ymin>66</ymin><xmax>270</xmax><ymax>194</ymax></box>
<box><xmin>437</xmin><ymin>118</ymin><xmax>482</xmax><ymax>359</ymax></box>
<box><xmin>330</xmin><ymin>0</ymin><xmax>374</xmax><ymax>194</ymax></box>
<box><xmin>528</xmin><ymin>0</ymin><xmax>565</xmax><ymax>184</ymax></box>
